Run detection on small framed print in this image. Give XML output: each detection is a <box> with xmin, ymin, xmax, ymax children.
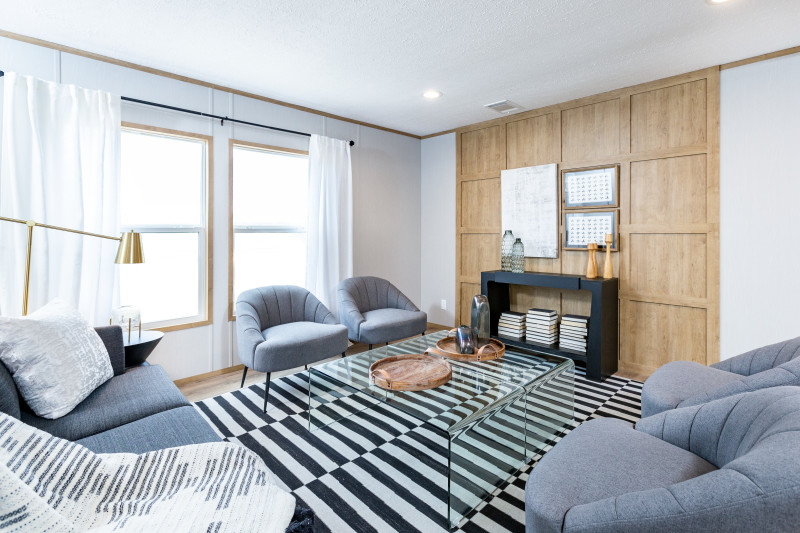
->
<box><xmin>564</xmin><ymin>210</ymin><xmax>618</xmax><ymax>251</ymax></box>
<box><xmin>562</xmin><ymin>165</ymin><xmax>619</xmax><ymax>208</ymax></box>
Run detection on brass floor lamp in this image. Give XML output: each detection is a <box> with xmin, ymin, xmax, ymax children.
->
<box><xmin>0</xmin><ymin>215</ymin><xmax>144</xmax><ymax>315</ymax></box>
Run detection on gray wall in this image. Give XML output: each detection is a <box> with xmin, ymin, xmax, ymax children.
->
<box><xmin>420</xmin><ymin>133</ymin><xmax>456</xmax><ymax>327</ymax></box>
<box><xmin>720</xmin><ymin>52</ymin><xmax>800</xmax><ymax>358</ymax></box>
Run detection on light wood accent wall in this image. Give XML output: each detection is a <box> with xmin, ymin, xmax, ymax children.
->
<box><xmin>455</xmin><ymin>67</ymin><xmax>720</xmax><ymax>377</ymax></box>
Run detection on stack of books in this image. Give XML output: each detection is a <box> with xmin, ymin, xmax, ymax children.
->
<box><xmin>525</xmin><ymin>308</ymin><xmax>558</xmax><ymax>345</ymax></box>
<box><xmin>498</xmin><ymin>311</ymin><xmax>526</xmax><ymax>340</ymax></box>
<box><xmin>559</xmin><ymin>315</ymin><xmax>589</xmax><ymax>353</ymax></box>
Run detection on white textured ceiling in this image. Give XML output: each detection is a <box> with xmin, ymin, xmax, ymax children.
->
<box><xmin>1</xmin><ymin>0</ymin><xmax>799</xmax><ymax>136</ymax></box>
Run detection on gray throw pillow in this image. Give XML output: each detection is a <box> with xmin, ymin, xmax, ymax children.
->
<box><xmin>0</xmin><ymin>299</ymin><xmax>113</xmax><ymax>419</ymax></box>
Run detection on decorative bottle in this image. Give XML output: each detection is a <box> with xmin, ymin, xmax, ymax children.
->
<box><xmin>501</xmin><ymin>230</ymin><xmax>515</xmax><ymax>271</ymax></box>
<box><xmin>511</xmin><ymin>238</ymin><xmax>525</xmax><ymax>273</ymax></box>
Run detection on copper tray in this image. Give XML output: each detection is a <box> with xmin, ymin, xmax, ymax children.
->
<box><xmin>427</xmin><ymin>330</ymin><xmax>506</xmax><ymax>361</ymax></box>
<box><xmin>369</xmin><ymin>354</ymin><xmax>452</xmax><ymax>391</ymax></box>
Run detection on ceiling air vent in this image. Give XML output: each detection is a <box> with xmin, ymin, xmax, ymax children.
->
<box><xmin>484</xmin><ymin>100</ymin><xmax>523</xmax><ymax>114</ymax></box>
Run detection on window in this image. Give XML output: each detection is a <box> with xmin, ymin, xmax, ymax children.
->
<box><xmin>119</xmin><ymin>124</ymin><xmax>212</xmax><ymax>330</ymax></box>
<box><xmin>229</xmin><ymin>141</ymin><xmax>308</xmax><ymax>318</ymax></box>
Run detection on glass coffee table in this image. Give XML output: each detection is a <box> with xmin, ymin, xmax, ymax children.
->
<box><xmin>308</xmin><ymin>330</ymin><xmax>574</xmax><ymax>529</ymax></box>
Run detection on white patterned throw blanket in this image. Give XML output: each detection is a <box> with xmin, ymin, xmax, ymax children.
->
<box><xmin>0</xmin><ymin>413</ymin><xmax>295</xmax><ymax>532</ymax></box>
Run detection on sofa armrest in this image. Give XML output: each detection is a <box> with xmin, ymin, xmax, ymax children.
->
<box><xmin>94</xmin><ymin>326</ymin><xmax>125</xmax><ymax>376</ymax></box>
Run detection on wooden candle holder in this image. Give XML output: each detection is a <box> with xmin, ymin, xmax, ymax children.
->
<box><xmin>586</xmin><ymin>243</ymin><xmax>599</xmax><ymax>279</ymax></box>
<box><xmin>603</xmin><ymin>233</ymin><xmax>613</xmax><ymax>279</ymax></box>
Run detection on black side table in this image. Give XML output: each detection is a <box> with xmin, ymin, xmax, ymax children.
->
<box><xmin>123</xmin><ymin>330</ymin><xmax>164</xmax><ymax>368</ymax></box>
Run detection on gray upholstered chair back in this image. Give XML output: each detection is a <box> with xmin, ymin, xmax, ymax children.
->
<box><xmin>679</xmin><ymin>337</ymin><xmax>800</xmax><ymax>408</ymax></box>
<box><xmin>638</xmin><ymin>385</ymin><xmax>800</xmax><ymax>468</ymax></box>
<box><xmin>236</xmin><ymin>285</ymin><xmax>336</xmax><ymax>330</ymax></box>
<box><xmin>712</xmin><ymin>336</ymin><xmax>800</xmax><ymax>376</ymax></box>
<box><xmin>337</xmin><ymin>276</ymin><xmax>419</xmax><ymax>314</ymax></box>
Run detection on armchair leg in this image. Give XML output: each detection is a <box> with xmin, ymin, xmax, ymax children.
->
<box><xmin>341</xmin><ymin>352</ymin><xmax>346</xmax><ymax>358</ymax></box>
<box><xmin>369</xmin><ymin>344</ymin><xmax>373</xmax><ymax>350</ymax></box>
<box><xmin>263</xmin><ymin>372</ymin><xmax>271</xmax><ymax>413</ymax></box>
<box><xmin>240</xmin><ymin>366</ymin><xmax>248</xmax><ymax>388</ymax></box>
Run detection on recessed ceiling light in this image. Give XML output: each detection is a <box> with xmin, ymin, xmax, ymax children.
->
<box><xmin>706</xmin><ymin>0</ymin><xmax>729</xmax><ymax>4</ymax></box>
<box><xmin>423</xmin><ymin>90</ymin><xmax>442</xmax><ymax>99</ymax></box>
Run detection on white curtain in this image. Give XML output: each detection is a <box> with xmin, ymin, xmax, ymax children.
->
<box><xmin>0</xmin><ymin>72</ymin><xmax>121</xmax><ymax>324</ymax></box>
<box><xmin>305</xmin><ymin>134</ymin><xmax>353</xmax><ymax>315</ymax></box>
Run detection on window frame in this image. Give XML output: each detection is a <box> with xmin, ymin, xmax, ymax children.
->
<box><xmin>120</xmin><ymin>122</ymin><xmax>214</xmax><ymax>332</ymax></box>
<box><xmin>228</xmin><ymin>139</ymin><xmax>309</xmax><ymax>321</ymax></box>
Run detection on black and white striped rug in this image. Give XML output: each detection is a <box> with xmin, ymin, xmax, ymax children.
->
<box><xmin>194</xmin><ymin>365</ymin><xmax>642</xmax><ymax>533</ymax></box>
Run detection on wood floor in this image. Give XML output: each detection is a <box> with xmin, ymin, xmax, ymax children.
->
<box><xmin>176</xmin><ymin>323</ymin><xmax>645</xmax><ymax>402</ymax></box>
<box><xmin>177</xmin><ymin>324</ymin><xmax>449</xmax><ymax>403</ymax></box>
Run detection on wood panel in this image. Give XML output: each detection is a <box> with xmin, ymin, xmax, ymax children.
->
<box><xmin>620</xmin><ymin>300</ymin><xmax>707</xmax><ymax>369</ymax></box>
<box><xmin>460</xmin><ymin>233</ymin><xmax>500</xmax><ymax>278</ymax></box>
<box><xmin>507</xmin><ymin>114</ymin><xmax>557</xmax><ymax>169</ymax></box>
<box><xmin>561</xmin><ymin>99</ymin><xmax>620</xmax><ymax>162</ymax></box>
<box><xmin>460</xmin><ymin>178</ymin><xmax>501</xmax><ymax>229</ymax></box>
<box><xmin>460</xmin><ymin>283</ymin><xmax>481</xmax><ymax>324</ymax></box>
<box><xmin>456</xmin><ymin>67</ymin><xmax>719</xmax><ymax>378</ymax></box>
<box><xmin>630</xmin><ymin>155</ymin><xmax>707</xmax><ymax>225</ymax></box>
<box><xmin>460</xmin><ymin>126</ymin><xmax>506</xmax><ymax>175</ymax></box>
<box><xmin>509</xmin><ymin>286</ymin><xmax>562</xmax><ymax>316</ymax></box>
<box><xmin>627</xmin><ymin>233</ymin><xmax>707</xmax><ymax>300</ymax></box>
<box><xmin>631</xmin><ymin>80</ymin><xmax>707</xmax><ymax>153</ymax></box>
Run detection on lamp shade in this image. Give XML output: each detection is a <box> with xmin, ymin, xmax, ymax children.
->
<box><xmin>115</xmin><ymin>231</ymin><xmax>145</xmax><ymax>264</ymax></box>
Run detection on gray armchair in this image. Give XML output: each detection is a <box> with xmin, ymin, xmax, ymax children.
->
<box><xmin>336</xmin><ymin>276</ymin><xmax>427</xmax><ymax>348</ymax></box>
<box><xmin>526</xmin><ymin>386</ymin><xmax>800</xmax><ymax>533</ymax></box>
<box><xmin>236</xmin><ymin>285</ymin><xmax>348</xmax><ymax>411</ymax></box>
<box><xmin>641</xmin><ymin>336</ymin><xmax>800</xmax><ymax>417</ymax></box>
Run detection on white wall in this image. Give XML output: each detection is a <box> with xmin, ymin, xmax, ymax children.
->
<box><xmin>420</xmin><ymin>133</ymin><xmax>456</xmax><ymax>327</ymax></box>
<box><xmin>720</xmin><ymin>52</ymin><xmax>800</xmax><ymax>358</ymax></box>
<box><xmin>0</xmin><ymin>36</ymin><xmax>422</xmax><ymax>379</ymax></box>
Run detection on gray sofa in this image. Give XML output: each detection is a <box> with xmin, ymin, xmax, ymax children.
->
<box><xmin>337</xmin><ymin>276</ymin><xmax>427</xmax><ymax>347</ymax></box>
<box><xmin>0</xmin><ymin>325</ymin><xmax>219</xmax><ymax>454</ymax></box>
<box><xmin>526</xmin><ymin>386</ymin><xmax>800</xmax><ymax>533</ymax></box>
<box><xmin>641</xmin><ymin>336</ymin><xmax>800</xmax><ymax>417</ymax></box>
<box><xmin>236</xmin><ymin>285</ymin><xmax>349</xmax><ymax>411</ymax></box>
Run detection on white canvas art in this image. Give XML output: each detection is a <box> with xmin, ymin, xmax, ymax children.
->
<box><xmin>501</xmin><ymin>164</ymin><xmax>558</xmax><ymax>258</ymax></box>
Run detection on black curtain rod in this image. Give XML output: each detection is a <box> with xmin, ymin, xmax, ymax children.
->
<box><xmin>0</xmin><ymin>70</ymin><xmax>355</xmax><ymax>146</ymax></box>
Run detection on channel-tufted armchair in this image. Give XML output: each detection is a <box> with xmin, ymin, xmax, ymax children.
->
<box><xmin>236</xmin><ymin>285</ymin><xmax>348</xmax><ymax>411</ymax></box>
<box><xmin>641</xmin><ymin>336</ymin><xmax>800</xmax><ymax>417</ymax></box>
<box><xmin>337</xmin><ymin>276</ymin><xmax>427</xmax><ymax>348</ymax></box>
<box><xmin>526</xmin><ymin>386</ymin><xmax>800</xmax><ymax>533</ymax></box>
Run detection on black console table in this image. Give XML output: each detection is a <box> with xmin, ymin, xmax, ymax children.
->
<box><xmin>481</xmin><ymin>270</ymin><xmax>618</xmax><ymax>381</ymax></box>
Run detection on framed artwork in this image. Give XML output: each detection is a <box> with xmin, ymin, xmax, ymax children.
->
<box><xmin>501</xmin><ymin>163</ymin><xmax>559</xmax><ymax>258</ymax></box>
<box><xmin>562</xmin><ymin>165</ymin><xmax>619</xmax><ymax>208</ymax></box>
<box><xmin>564</xmin><ymin>210</ymin><xmax>618</xmax><ymax>251</ymax></box>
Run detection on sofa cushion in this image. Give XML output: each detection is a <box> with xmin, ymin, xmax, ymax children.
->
<box><xmin>640</xmin><ymin>360</ymin><xmax>743</xmax><ymax>417</ymax></box>
<box><xmin>255</xmin><ymin>321</ymin><xmax>349</xmax><ymax>372</ymax></box>
<box><xmin>0</xmin><ymin>360</ymin><xmax>20</xmax><ymax>419</ymax></box>
<box><xmin>21</xmin><ymin>364</ymin><xmax>189</xmax><ymax>441</ymax></box>
<box><xmin>76</xmin><ymin>405</ymin><xmax>220</xmax><ymax>453</ymax></box>
<box><xmin>0</xmin><ymin>299</ymin><xmax>113</xmax><ymax>419</ymax></box>
<box><xmin>358</xmin><ymin>308</ymin><xmax>427</xmax><ymax>344</ymax></box>
<box><xmin>525</xmin><ymin>417</ymin><xmax>716</xmax><ymax>533</ymax></box>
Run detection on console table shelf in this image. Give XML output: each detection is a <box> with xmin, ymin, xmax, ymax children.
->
<box><xmin>481</xmin><ymin>270</ymin><xmax>618</xmax><ymax>381</ymax></box>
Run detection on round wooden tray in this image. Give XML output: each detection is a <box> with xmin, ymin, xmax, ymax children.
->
<box><xmin>369</xmin><ymin>354</ymin><xmax>452</xmax><ymax>391</ymax></box>
<box><xmin>428</xmin><ymin>331</ymin><xmax>506</xmax><ymax>362</ymax></box>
